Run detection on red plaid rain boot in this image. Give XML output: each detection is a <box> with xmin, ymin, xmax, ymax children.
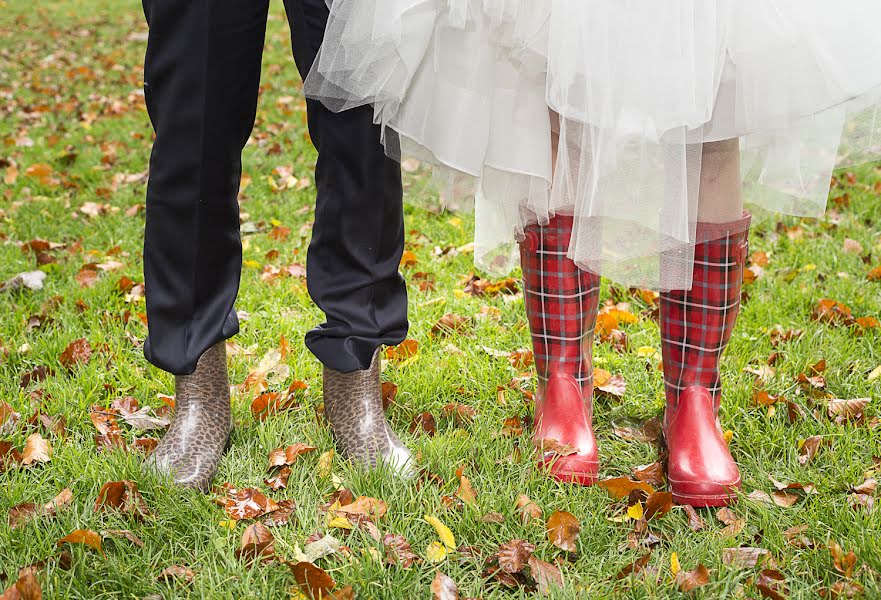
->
<box><xmin>520</xmin><ymin>215</ymin><xmax>600</xmax><ymax>485</ymax></box>
<box><xmin>660</xmin><ymin>213</ymin><xmax>751</xmax><ymax>507</ymax></box>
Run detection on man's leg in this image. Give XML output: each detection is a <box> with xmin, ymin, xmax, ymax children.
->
<box><xmin>141</xmin><ymin>0</ymin><xmax>270</xmax><ymax>491</ymax></box>
<box><xmin>284</xmin><ymin>0</ymin><xmax>412</xmax><ymax>473</ymax></box>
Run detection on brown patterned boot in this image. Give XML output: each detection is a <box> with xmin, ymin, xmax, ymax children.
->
<box><xmin>323</xmin><ymin>349</ymin><xmax>413</xmax><ymax>476</ymax></box>
<box><xmin>147</xmin><ymin>342</ymin><xmax>232</xmax><ymax>492</ymax></box>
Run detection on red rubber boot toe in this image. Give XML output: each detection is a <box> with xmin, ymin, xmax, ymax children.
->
<box><xmin>665</xmin><ymin>386</ymin><xmax>741</xmax><ymax>507</ymax></box>
<box><xmin>534</xmin><ymin>373</ymin><xmax>599</xmax><ymax>486</ymax></box>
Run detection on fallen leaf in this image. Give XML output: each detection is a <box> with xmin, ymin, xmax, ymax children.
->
<box><xmin>644</xmin><ymin>492</ymin><xmax>673</xmax><ymax>520</ymax></box>
<box><xmin>215</xmin><ymin>487</ymin><xmax>280</xmax><ymax>521</ymax></box>
<box><xmin>424</xmin><ymin>515</ymin><xmax>456</xmax><ymax>551</ymax></box>
<box><xmin>753</xmin><ymin>569</ymin><xmax>790</xmax><ymax>600</ymax></box>
<box><xmin>716</xmin><ymin>507</ymin><xmax>745</xmax><ymax>537</ymax></box>
<box><xmin>631</xmin><ymin>462</ymin><xmax>666</xmax><ymax>487</ymax></box>
<box><xmin>267</xmin><ymin>443</ymin><xmax>318</xmax><ymax>470</ymax></box>
<box><xmin>598</xmin><ymin>477</ymin><xmax>655</xmax><ymax>499</ymax></box>
<box><xmin>455</xmin><ymin>467</ymin><xmax>477</xmax><ymax>505</ymax></box>
<box><xmin>430</xmin><ymin>571</ymin><xmax>458</xmax><ymax>600</ymax></box>
<box><xmin>722</xmin><ymin>547</ymin><xmax>770</xmax><ymax>569</ymax></box>
<box><xmin>57</xmin><ymin>530</ymin><xmax>104</xmax><ymax>556</ymax></box>
<box><xmin>528</xmin><ymin>555</ymin><xmax>563</xmax><ymax>596</ymax></box>
<box><xmin>94</xmin><ymin>480</ymin><xmax>152</xmax><ymax>520</ymax></box>
<box><xmin>431</xmin><ymin>314</ymin><xmax>470</xmax><ymax>337</ymax></box>
<box><xmin>264</xmin><ymin>467</ymin><xmax>291</xmax><ymax>491</ymax></box>
<box><xmin>534</xmin><ymin>437</ymin><xmax>578</xmax><ymax>457</ymax></box>
<box><xmin>20</xmin><ymin>433</ymin><xmax>51</xmax><ymax>466</ymax></box>
<box><xmin>103</xmin><ymin>529</ymin><xmax>146</xmax><ymax>547</ymax></box>
<box><xmin>798</xmin><ymin>435</ymin><xmax>826</xmax><ymax>465</ymax></box>
<box><xmin>828</xmin><ymin>541</ymin><xmax>858</xmax><ymax>578</ymax></box>
<box><xmin>1</xmin><ymin>568</ymin><xmax>42</xmax><ymax>600</ymax></box>
<box><xmin>682</xmin><ymin>505</ymin><xmax>706</xmax><ymax>531</ymax></box>
<box><xmin>826</xmin><ymin>398</ymin><xmax>870</xmax><ymax>422</ymax></box>
<box><xmin>289</xmin><ymin>562</ymin><xmax>336</xmax><ymax>600</ymax></box>
<box><xmin>59</xmin><ymin>338</ymin><xmax>91</xmax><ymax>370</ymax></box>
<box><xmin>383</xmin><ymin>534</ymin><xmax>419</xmax><ymax>568</ymax></box>
<box><xmin>783</xmin><ymin>524</ymin><xmax>817</xmax><ymax>549</ymax></box>
<box><xmin>515</xmin><ymin>494</ymin><xmax>542</xmax><ymax>524</ymax></box>
<box><xmin>410</xmin><ymin>412</ymin><xmax>437</xmax><ymax>437</ymax></box>
<box><xmin>497</xmin><ymin>539</ymin><xmax>535</xmax><ymax>573</ymax></box>
<box><xmin>820</xmin><ymin>580</ymin><xmax>865</xmax><ymax>599</ymax></box>
<box><xmin>157</xmin><ymin>565</ymin><xmax>195</xmax><ymax>585</ymax></box>
<box><xmin>616</xmin><ymin>552</ymin><xmax>652</xmax><ymax>580</ymax></box>
<box><xmin>546</xmin><ymin>511</ymin><xmax>580</xmax><ymax>552</ymax></box>
<box><xmin>0</xmin><ymin>270</ymin><xmax>46</xmax><ymax>293</ymax></box>
<box><xmin>675</xmin><ymin>563</ymin><xmax>710</xmax><ymax>592</ymax></box>
<box><xmin>236</xmin><ymin>522</ymin><xmax>275</xmax><ymax>562</ymax></box>
<box><xmin>385</xmin><ymin>339</ymin><xmax>419</xmax><ymax>362</ymax></box>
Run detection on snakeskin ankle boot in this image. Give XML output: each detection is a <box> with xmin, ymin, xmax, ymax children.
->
<box><xmin>147</xmin><ymin>342</ymin><xmax>232</xmax><ymax>492</ymax></box>
<box><xmin>323</xmin><ymin>348</ymin><xmax>413</xmax><ymax>476</ymax></box>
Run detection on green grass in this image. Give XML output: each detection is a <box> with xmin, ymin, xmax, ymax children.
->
<box><xmin>1</xmin><ymin>1</ymin><xmax>880</xmax><ymax>598</ymax></box>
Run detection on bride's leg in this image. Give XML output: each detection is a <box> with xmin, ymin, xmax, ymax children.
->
<box><xmin>659</xmin><ymin>139</ymin><xmax>751</xmax><ymax>506</ymax></box>
<box><xmin>517</xmin><ymin>111</ymin><xmax>600</xmax><ymax>486</ymax></box>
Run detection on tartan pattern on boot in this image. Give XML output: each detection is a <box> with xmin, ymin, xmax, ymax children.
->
<box><xmin>660</xmin><ymin>213</ymin><xmax>751</xmax><ymax>406</ymax></box>
<box><xmin>520</xmin><ymin>215</ymin><xmax>601</xmax><ymax>387</ymax></box>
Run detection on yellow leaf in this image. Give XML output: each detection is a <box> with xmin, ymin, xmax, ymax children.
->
<box><xmin>424</xmin><ymin>515</ymin><xmax>455</xmax><ymax>550</ymax></box>
<box><xmin>627</xmin><ymin>503</ymin><xmax>644</xmax><ymax>521</ymax></box>
<box><xmin>327</xmin><ymin>502</ymin><xmax>354</xmax><ymax>530</ymax></box>
<box><xmin>723</xmin><ymin>430</ymin><xmax>734</xmax><ymax>444</ymax></box>
<box><xmin>453</xmin><ymin>290</ymin><xmax>468</xmax><ymax>298</ymax></box>
<box><xmin>637</xmin><ymin>346</ymin><xmax>659</xmax><ymax>359</ymax></box>
<box><xmin>801</xmin><ymin>264</ymin><xmax>817</xmax><ymax>272</ymax></box>
<box><xmin>219</xmin><ymin>520</ymin><xmax>237</xmax><ymax>531</ymax></box>
<box><xmin>317</xmin><ymin>450</ymin><xmax>334</xmax><ymax>478</ymax></box>
<box><xmin>243</xmin><ymin>260</ymin><xmax>261</xmax><ymax>269</ymax></box>
<box><xmin>868</xmin><ymin>365</ymin><xmax>881</xmax><ymax>382</ymax></box>
<box><xmin>593</xmin><ymin>368</ymin><xmax>612</xmax><ymax>387</ymax></box>
<box><xmin>671</xmin><ymin>552</ymin><xmax>681</xmax><ymax>575</ymax></box>
<box><xmin>448</xmin><ymin>217</ymin><xmax>463</xmax><ymax>228</ymax></box>
<box><xmin>425</xmin><ymin>541</ymin><xmax>449</xmax><ymax>563</ymax></box>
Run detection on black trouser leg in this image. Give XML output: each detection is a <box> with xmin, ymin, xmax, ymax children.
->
<box><xmin>286</xmin><ymin>0</ymin><xmax>409</xmax><ymax>373</ymax></box>
<box><xmin>141</xmin><ymin>0</ymin><xmax>269</xmax><ymax>375</ymax></box>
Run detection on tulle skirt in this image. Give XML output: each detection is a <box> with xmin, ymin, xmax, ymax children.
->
<box><xmin>305</xmin><ymin>0</ymin><xmax>881</xmax><ymax>290</ymax></box>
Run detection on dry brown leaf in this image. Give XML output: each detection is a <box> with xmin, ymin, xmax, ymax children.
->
<box><xmin>716</xmin><ymin>507</ymin><xmax>745</xmax><ymax>537</ymax></box>
<box><xmin>334</xmin><ymin>496</ymin><xmax>388</xmax><ymax>521</ymax></box>
<box><xmin>158</xmin><ymin>565</ymin><xmax>195</xmax><ymax>585</ymax></box>
<box><xmin>682</xmin><ymin>505</ymin><xmax>706</xmax><ymax>531</ymax></box>
<box><xmin>289</xmin><ymin>562</ymin><xmax>336</xmax><ymax>599</ymax></box>
<box><xmin>631</xmin><ymin>462</ymin><xmax>666</xmax><ymax>487</ymax></box>
<box><xmin>497</xmin><ymin>539</ymin><xmax>535</xmax><ymax>574</ymax></box>
<box><xmin>828</xmin><ymin>541</ymin><xmax>858</xmax><ymax>578</ymax></box>
<box><xmin>820</xmin><ymin>580</ymin><xmax>865</xmax><ymax>599</ymax></box>
<box><xmin>383</xmin><ymin>534</ymin><xmax>419</xmax><ymax>568</ymax></box>
<box><xmin>431</xmin><ymin>313</ymin><xmax>470</xmax><ymax>337</ymax></box>
<box><xmin>528</xmin><ymin>555</ymin><xmax>563</xmax><ymax>596</ymax></box>
<box><xmin>20</xmin><ymin>433</ymin><xmax>51</xmax><ymax>466</ymax></box>
<box><xmin>236</xmin><ymin>522</ymin><xmax>275</xmax><ymax>562</ymax></box>
<box><xmin>615</xmin><ymin>552</ymin><xmax>652</xmax><ymax>580</ymax></box>
<box><xmin>410</xmin><ymin>412</ymin><xmax>437</xmax><ymax>437</ymax></box>
<box><xmin>826</xmin><ymin>398</ymin><xmax>870</xmax><ymax>421</ymax></box>
<box><xmin>644</xmin><ymin>492</ymin><xmax>673</xmax><ymax>520</ymax></box>
<box><xmin>1</xmin><ymin>568</ymin><xmax>42</xmax><ymax>600</ymax></box>
<box><xmin>598</xmin><ymin>477</ymin><xmax>655</xmax><ymax>499</ymax></box>
<box><xmin>215</xmin><ymin>487</ymin><xmax>280</xmax><ymax>521</ymax></box>
<box><xmin>267</xmin><ymin>443</ymin><xmax>318</xmax><ymax>470</ymax></box>
<box><xmin>94</xmin><ymin>480</ymin><xmax>151</xmax><ymax>520</ymax></box>
<box><xmin>430</xmin><ymin>571</ymin><xmax>458</xmax><ymax>600</ymax></box>
<box><xmin>455</xmin><ymin>467</ymin><xmax>477</xmax><ymax>505</ymax></box>
<box><xmin>264</xmin><ymin>466</ymin><xmax>291</xmax><ymax>491</ymax></box>
<box><xmin>385</xmin><ymin>339</ymin><xmax>419</xmax><ymax>362</ymax></box>
<box><xmin>546</xmin><ymin>511</ymin><xmax>580</xmax><ymax>552</ymax></box>
<box><xmin>57</xmin><ymin>529</ymin><xmax>103</xmax><ymax>556</ymax></box>
<box><xmin>722</xmin><ymin>547</ymin><xmax>770</xmax><ymax>569</ymax></box>
<box><xmin>675</xmin><ymin>563</ymin><xmax>710</xmax><ymax>592</ymax></box>
<box><xmin>533</xmin><ymin>437</ymin><xmax>578</xmax><ymax>457</ymax></box>
<box><xmin>515</xmin><ymin>494</ymin><xmax>542</xmax><ymax>524</ymax></box>
<box><xmin>58</xmin><ymin>338</ymin><xmax>91</xmax><ymax>370</ymax></box>
<box><xmin>754</xmin><ymin>569</ymin><xmax>788</xmax><ymax>600</ymax></box>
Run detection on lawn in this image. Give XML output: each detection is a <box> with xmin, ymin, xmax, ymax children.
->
<box><xmin>1</xmin><ymin>1</ymin><xmax>880</xmax><ymax>598</ymax></box>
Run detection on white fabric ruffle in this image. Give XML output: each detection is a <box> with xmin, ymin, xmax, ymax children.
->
<box><xmin>306</xmin><ymin>0</ymin><xmax>881</xmax><ymax>290</ymax></box>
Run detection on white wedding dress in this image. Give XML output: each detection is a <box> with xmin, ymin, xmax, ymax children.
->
<box><xmin>305</xmin><ymin>0</ymin><xmax>881</xmax><ymax>289</ymax></box>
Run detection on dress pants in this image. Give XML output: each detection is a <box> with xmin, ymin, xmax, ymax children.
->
<box><xmin>141</xmin><ymin>0</ymin><xmax>408</xmax><ymax>375</ymax></box>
